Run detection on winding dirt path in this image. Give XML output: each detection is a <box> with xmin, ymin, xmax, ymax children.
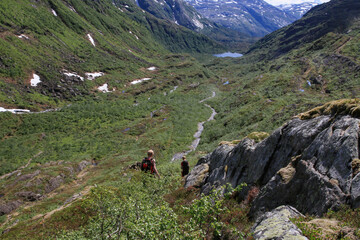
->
<box><xmin>171</xmin><ymin>91</ymin><xmax>217</xmax><ymax>161</ymax></box>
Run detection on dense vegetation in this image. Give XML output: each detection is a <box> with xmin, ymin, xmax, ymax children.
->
<box><xmin>0</xmin><ymin>0</ymin><xmax>222</xmax><ymax>110</ymax></box>
<box><xmin>1</xmin><ymin>0</ymin><xmax>360</xmax><ymax>239</ymax></box>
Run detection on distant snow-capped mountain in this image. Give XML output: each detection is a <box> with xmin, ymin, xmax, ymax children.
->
<box><xmin>184</xmin><ymin>0</ymin><xmax>297</xmax><ymax>37</ymax></box>
<box><xmin>276</xmin><ymin>2</ymin><xmax>320</xmax><ymax>19</ymax></box>
<box><xmin>135</xmin><ymin>0</ymin><xmax>253</xmax><ymax>47</ymax></box>
<box><xmin>137</xmin><ymin>0</ymin><xmax>209</xmax><ymax>31</ymax></box>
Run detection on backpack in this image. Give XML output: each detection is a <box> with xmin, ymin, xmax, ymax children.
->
<box><xmin>141</xmin><ymin>157</ymin><xmax>154</xmax><ymax>173</ymax></box>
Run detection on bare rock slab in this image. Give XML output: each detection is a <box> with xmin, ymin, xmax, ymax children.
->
<box><xmin>184</xmin><ymin>164</ymin><xmax>209</xmax><ymax>188</ymax></box>
<box><xmin>252</xmin><ymin>205</ymin><xmax>308</xmax><ymax>240</ymax></box>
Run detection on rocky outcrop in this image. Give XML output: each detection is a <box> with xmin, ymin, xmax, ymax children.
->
<box><xmin>251</xmin><ymin>115</ymin><xmax>359</xmax><ymax>217</ymax></box>
<box><xmin>16</xmin><ymin>170</ymin><xmax>41</xmax><ymax>182</ymax></box>
<box><xmin>0</xmin><ymin>160</ymin><xmax>92</xmax><ymax>216</ymax></box>
<box><xmin>251</xmin><ymin>205</ymin><xmax>307</xmax><ymax>240</ymax></box>
<box><xmin>0</xmin><ymin>200</ymin><xmax>22</xmax><ymax>216</ymax></box>
<box><xmin>45</xmin><ymin>174</ymin><xmax>65</xmax><ymax>193</ymax></box>
<box><xmin>77</xmin><ymin>160</ymin><xmax>91</xmax><ymax>172</ymax></box>
<box><xmin>351</xmin><ymin>173</ymin><xmax>360</xmax><ymax>208</ymax></box>
<box><xmin>185</xmin><ymin>105</ymin><xmax>360</xmax><ymax>217</ymax></box>
<box><xmin>184</xmin><ymin>164</ymin><xmax>209</xmax><ymax>188</ymax></box>
<box><xmin>15</xmin><ymin>191</ymin><xmax>43</xmax><ymax>202</ymax></box>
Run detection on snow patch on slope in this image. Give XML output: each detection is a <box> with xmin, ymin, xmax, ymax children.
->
<box><xmin>51</xmin><ymin>9</ymin><xmax>58</xmax><ymax>16</ymax></box>
<box><xmin>98</xmin><ymin>83</ymin><xmax>114</xmax><ymax>93</ymax></box>
<box><xmin>130</xmin><ymin>78</ymin><xmax>152</xmax><ymax>85</ymax></box>
<box><xmin>31</xmin><ymin>74</ymin><xmax>41</xmax><ymax>86</ymax></box>
<box><xmin>63</xmin><ymin>71</ymin><xmax>84</xmax><ymax>81</ymax></box>
<box><xmin>0</xmin><ymin>107</ymin><xmax>31</xmax><ymax>114</ymax></box>
<box><xmin>18</xmin><ymin>34</ymin><xmax>29</xmax><ymax>39</ymax></box>
<box><xmin>85</xmin><ymin>72</ymin><xmax>104</xmax><ymax>80</ymax></box>
<box><xmin>87</xmin><ymin>34</ymin><xmax>96</xmax><ymax>47</ymax></box>
<box><xmin>147</xmin><ymin>67</ymin><xmax>157</xmax><ymax>71</ymax></box>
<box><xmin>193</xmin><ymin>19</ymin><xmax>204</xmax><ymax>29</ymax></box>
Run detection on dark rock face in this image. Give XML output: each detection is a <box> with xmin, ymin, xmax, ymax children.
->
<box><xmin>15</xmin><ymin>191</ymin><xmax>43</xmax><ymax>202</ymax></box>
<box><xmin>0</xmin><ymin>201</ymin><xmax>22</xmax><ymax>216</ymax></box>
<box><xmin>45</xmin><ymin>174</ymin><xmax>65</xmax><ymax>193</ymax></box>
<box><xmin>185</xmin><ymin>115</ymin><xmax>360</xmax><ymax>217</ymax></box>
<box><xmin>16</xmin><ymin>170</ymin><xmax>41</xmax><ymax>182</ymax></box>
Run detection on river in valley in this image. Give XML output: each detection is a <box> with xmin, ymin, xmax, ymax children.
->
<box><xmin>171</xmin><ymin>91</ymin><xmax>217</xmax><ymax>161</ymax></box>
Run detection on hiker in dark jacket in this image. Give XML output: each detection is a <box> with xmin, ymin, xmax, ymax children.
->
<box><xmin>181</xmin><ymin>156</ymin><xmax>189</xmax><ymax>177</ymax></box>
<box><xmin>141</xmin><ymin>149</ymin><xmax>160</xmax><ymax>178</ymax></box>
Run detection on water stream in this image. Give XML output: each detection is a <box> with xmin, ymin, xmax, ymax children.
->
<box><xmin>171</xmin><ymin>91</ymin><xmax>217</xmax><ymax>161</ymax></box>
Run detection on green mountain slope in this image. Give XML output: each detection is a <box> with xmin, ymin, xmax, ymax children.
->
<box><xmin>0</xmin><ymin>2</ymin><xmax>228</xmax><ymax>238</ymax></box>
<box><xmin>0</xmin><ymin>0</ymin><xmax>221</xmax><ymax>110</ymax></box>
<box><xmin>248</xmin><ymin>0</ymin><xmax>360</xmax><ymax>59</ymax></box>
<box><xmin>1</xmin><ymin>0</ymin><xmax>360</xmax><ymax>239</ymax></box>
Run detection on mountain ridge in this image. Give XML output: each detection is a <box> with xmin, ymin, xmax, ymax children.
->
<box><xmin>185</xmin><ymin>0</ymin><xmax>297</xmax><ymax>37</ymax></box>
<box><xmin>136</xmin><ymin>0</ymin><xmax>254</xmax><ymax>50</ymax></box>
<box><xmin>248</xmin><ymin>0</ymin><xmax>360</xmax><ymax>58</ymax></box>
<box><xmin>277</xmin><ymin>2</ymin><xmax>320</xmax><ymax>19</ymax></box>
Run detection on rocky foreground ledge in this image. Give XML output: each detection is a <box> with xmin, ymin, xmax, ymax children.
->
<box><xmin>185</xmin><ymin>99</ymin><xmax>360</xmax><ymax>220</ymax></box>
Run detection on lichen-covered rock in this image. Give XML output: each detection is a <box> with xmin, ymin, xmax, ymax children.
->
<box><xmin>199</xmin><ymin>116</ymin><xmax>330</xmax><ymax>197</ymax></box>
<box><xmin>251</xmin><ymin>205</ymin><xmax>308</xmax><ymax>240</ymax></box>
<box><xmin>184</xmin><ymin>164</ymin><xmax>209</xmax><ymax>188</ymax></box>
<box><xmin>251</xmin><ymin>115</ymin><xmax>359</xmax><ymax>217</ymax></box>
<box><xmin>352</xmin><ymin>159</ymin><xmax>360</xmax><ymax>176</ymax></box>
<box><xmin>194</xmin><ymin>112</ymin><xmax>360</xmax><ymax>217</ymax></box>
<box><xmin>251</xmin><ymin>160</ymin><xmax>346</xmax><ymax>218</ymax></box>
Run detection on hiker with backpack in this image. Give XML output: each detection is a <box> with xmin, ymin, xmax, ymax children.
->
<box><xmin>181</xmin><ymin>156</ymin><xmax>189</xmax><ymax>177</ymax></box>
<box><xmin>141</xmin><ymin>149</ymin><xmax>160</xmax><ymax>178</ymax></box>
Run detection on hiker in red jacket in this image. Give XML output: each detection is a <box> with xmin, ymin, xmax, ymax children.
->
<box><xmin>141</xmin><ymin>149</ymin><xmax>160</xmax><ymax>178</ymax></box>
<box><xmin>181</xmin><ymin>156</ymin><xmax>190</xmax><ymax>177</ymax></box>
